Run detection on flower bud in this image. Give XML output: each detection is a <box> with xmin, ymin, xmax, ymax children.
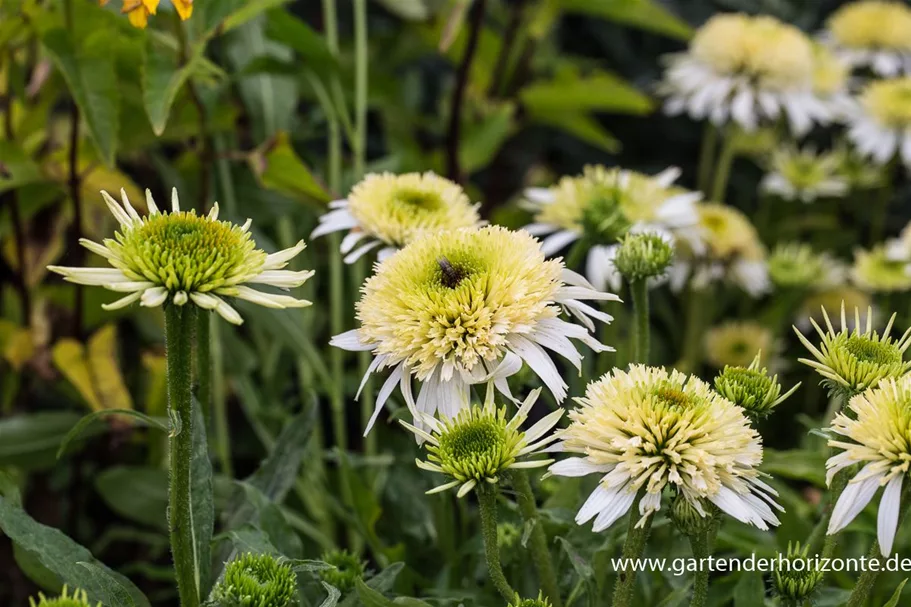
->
<box><xmin>508</xmin><ymin>592</ymin><xmax>553</xmax><ymax>607</ymax></box>
<box><xmin>319</xmin><ymin>549</ymin><xmax>367</xmax><ymax>593</ymax></box>
<box><xmin>209</xmin><ymin>553</ymin><xmax>296</xmax><ymax>607</ymax></box>
<box><xmin>714</xmin><ymin>353</ymin><xmax>799</xmax><ymax>419</ymax></box>
<box><xmin>669</xmin><ymin>493</ymin><xmax>713</xmax><ymax>536</ymax></box>
<box><xmin>613</xmin><ymin>232</ymin><xmax>674</xmax><ymax>282</ymax></box>
<box><xmin>772</xmin><ymin>542</ymin><xmax>823</xmax><ymax>605</ymax></box>
<box><xmin>29</xmin><ymin>586</ymin><xmax>98</xmax><ymax>607</ymax></box>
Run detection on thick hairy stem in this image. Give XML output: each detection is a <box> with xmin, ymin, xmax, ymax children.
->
<box><xmin>446</xmin><ymin>0</ymin><xmax>486</xmax><ymax>182</ymax></box>
<box><xmin>612</xmin><ymin>491</ymin><xmax>653</xmax><ymax>607</ymax></box>
<box><xmin>165</xmin><ymin>305</ymin><xmax>200</xmax><ymax>607</ymax></box>
<box><xmin>196</xmin><ymin>311</ymin><xmax>211</xmax><ymax>421</ymax></box>
<box><xmin>510</xmin><ymin>471</ymin><xmax>562</xmax><ymax>607</ymax></box>
<box><xmin>688</xmin><ymin>524</ymin><xmax>717</xmax><ymax>607</ymax></box>
<box><xmin>630</xmin><ymin>279</ymin><xmax>649</xmax><ymax>365</ymax></box>
<box><xmin>477</xmin><ymin>484</ymin><xmax>516</xmax><ymax>602</ymax></box>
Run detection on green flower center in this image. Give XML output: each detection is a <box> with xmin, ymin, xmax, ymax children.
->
<box><xmin>429</xmin><ymin>405</ymin><xmax>524</xmax><ymax>482</ymax></box>
<box><xmin>395</xmin><ymin>187</ymin><xmax>444</xmax><ymax>212</ymax></box>
<box><xmin>118</xmin><ymin>212</ymin><xmax>265</xmax><ymax>293</ymax></box>
<box><xmin>864</xmin><ymin>78</ymin><xmax>911</xmax><ymax>127</ymax></box>
<box><xmin>844</xmin><ymin>335</ymin><xmax>901</xmax><ymax>365</ymax></box>
<box><xmin>212</xmin><ymin>553</ymin><xmax>297</xmax><ymax>607</ymax></box>
<box><xmin>442</xmin><ymin>418</ymin><xmax>504</xmax><ymax>461</ymax></box>
<box><xmin>653</xmin><ymin>385</ymin><xmax>695</xmax><ymax>409</ymax></box>
<box><xmin>581</xmin><ymin>191</ymin><xmax>632</xmax><ymax>242</ymax></box>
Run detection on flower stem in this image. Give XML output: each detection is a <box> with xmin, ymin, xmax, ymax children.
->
<box><xmin>679</xmin><ymin>284</ymin><xmax>710</xmax><ymax>374</ymax></box>
<box><xmin>697</xmin><ymin>123</ymin><xmax>718</xmax><ymax>197</ymax></box>
<box><xmin>612</xmin><ymin>491</ymin><xmax>653</xmax><ymax>607</ymax></box>
<box><xmin>688</xmin><ymin>532</ymin><xmax>710</xmax><ymax>607</ymax></box>
<box><xmin>165</xmin><ymin>304</ymin><xmax>200</xmax><ymax>607</ymax></box>
<box><xmin>510</xmin><ymin>471</ymin><xmax>562</xmax><ymax>607</ymax></box>
<box><xmin>710</xmin><ymin>132</ymin><xmax>736</xmax><ymax>202</ymax></box>
<box><xmin>630</xmin><ymin>279</ymin><xmax>649</xmax><ymax>365</ymax></box>
<box><xmin>446</xmin><ymin>0</ymin><xmax>487</xmax><ymax>182</ymax></box>
<box><xmin>818</xmin><ymin>469</ymin><xmax>849</xmax><ymax>559</ymax></box>
<box><xmin>477</xmin><ymin>484</ymin><xmax>517</xmax><ymax>602</ymax></box>
<box><xmin>196</xmin><ymin>311</ymin><xmax>211</xmax><ymax>421</ymax></box>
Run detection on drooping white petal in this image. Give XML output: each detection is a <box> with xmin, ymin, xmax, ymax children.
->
<box><xmin>140</xmin><ymin>287</ymin><xmax>169</xmax><ymax>308</ymax></box>
<box><xmin>507</xmin><ymin>334</ymin><xmax>567</xmax><ymax>402</ymax></box>
<box><xmin>549</xmin><ymin>458</ymin><xmax>614</xmax><ymax>478</ymax></box>
<box><xmin>101</xmin><ymin>291</ymin><xmax>143</xmax><ymax>311</ymax></box>
<box><xmin>878</xmin><ymin>475</ymin><xmax>903</xmax><ymax>556</ymax></box>
<box><xmin>330</xmin><ymin>329</ymin><xmax>375</xmax><ymax>352</ymax></box>
<box><xmin>343</xmin><ymin>240</ymin><xmax>383</xmax><ymax>264</ymax></box>
<box><xmin>591</xmin><ymin>487</ymin><xmax>637</xmax><ymax>532</ymax></box>
<box><xmin>232</xmin><ymin>286</ymin><xmax>311</xmax><ymax>309</ymax></box>
<box><xmin>540</xmin><ymin>230</ymin><xmax>581</xmax><ymax>257</ymax></box>
<box><xmin>365</xmin><ymin>364</ymin><xmax>404</xmax><ymax>434</ymax></box>
<box><xmin>213</xmin><ymin>298</ymin><xmax>243</xmax><ymax>325</ymax></box>
<box><xmin>828</xmin><ymin>466</ymin><xmax>884</xmax><ymax>534</ymax></box>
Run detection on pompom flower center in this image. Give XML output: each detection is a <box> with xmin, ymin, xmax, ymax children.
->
<box><xmin>862</xmin><ymin>78</ymin><xmax>911</xmax><ymax>127</ymax></box>
<box><xmin>118</xmin><ymin>211</ymin><xmax>264</xmax><ymax>293</ymax></box>
<box><xmin>828</xmin><ymin>1</ymin><xmax>911</xmax><ymax>51</ymax></box>
<box><xmin>844</xmin><ymin>334</ymin><xmax>902</xmax><ymax>365</ymax></box>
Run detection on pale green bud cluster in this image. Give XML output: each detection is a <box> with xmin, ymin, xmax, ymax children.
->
<box><xmin>768</xmin><ymin>243</ymin><xmax>835</xmax><ymax>290</ymax></box>
<box><xmin>714</xmin><ymin>353</ymin><xmax>799</xmax><ymax>419</ymax></box>
<box><xmin>319</xmin><ymin>549</ymin><xmax>367</xmax><ymax>593</ymax></box>
<box><xmin>29</xmin><ymin>587</ymin><xmax>99</xmax><ymax>607</ymax></box>
<box><xmin>772</xmin><ymin>542</ymin><xmax>823</xmax><ymax>605</ymax></box>
<box><xmin>614</xmin><ymin>232</ymin><xmax>674</xmax><ymax>282</ymax></box>
<box><xmin>208</xmin><ymin>553</ymin><xmax>296</xmax><ymax>607</ymax></box>
<box><xmin>508</xmin><ymin>592</ymin><xmax>553</xmax><ymax>607</ymax></box>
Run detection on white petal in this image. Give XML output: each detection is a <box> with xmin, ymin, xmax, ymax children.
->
<box><xmin>232</xmin><ymin>285</ymin><xmax>311</xmax><ymax>309</ymax></box>
<box><xmin>507</xmin><ymin>334</ymin><xmax>567</xmax><ymax>402</ymax></box>
<box><xmin>343</xmin><ymin>240</ymin><xmax>382</xmax><ymax>264</ymax></box>
<box><xmin>311</xmin><ymin>209</ymin><xmax>359</xmax><ymax>239</ymax></box>
<box><xmin>549</xmin><ymin>458</ymin><xmax>613</xmax><ymax>478</ymax></box>
<box><xmin>100</xmin><ymin>190</ymin><xmax>132</xmax><ymax>228</ymax></box>
<box><xmin>171</xmin><ymin>187</ymin><xmax>180</xmax><ymax>213</ymax></box>
<box><xmin>878</xmin><ymin>475</ymin><xmax>903</xmax><ymax>556</ymax></box>
<box><xmin>145</xmin><ymin>189</ymin><xmax>160</xmax><ymax>215</ymax></box>
<box><xmin>828</xmin><ymin>467</ymin><xmax>884</xmax><ymax>534</ymax></box>
<box><xmin>364</xmin><ymin>364</ymin><xmax>404</xmax><ymax>434</ymax></box>
<box><xmin>101</xmin><ymin>291</ymin><xmax>143</xmax><ymax>311</ymax></box>
<box><xmin>119</xmin><ymin>188</ymin><xmax>141</xmax><ymax>222</ymax></box>
<box><xmin>340</xmin><ymin>231</ymin><xmax>368</xmax><ymax>254</ymax></box>
<box><xmin>140</xmin><ymin>287</ymin><xmax>169</xmax><ymax>308</ymax></box>
<box><xmin>262</xmin><ymin>240</ymin><xmax>307</xmax><ymax>271</ymax></box>
<box><xmin>213</xmin><ymin>298</ymin><xmax>243</xmax><ymax>325</ymax></box>
<box><xmin>540</xmin><ymin>230</ymin><xmax>580</xmax><ymax>257</ymax></box>
<box><xmin>592</xmin><ymin>487</ymin><xmax>637</xmax><ymax>532</ymax></box>
<box><xmin>249</xmin><ymin>269</ymin><xmax>315</xmax><ymax>288</ymax></box>
<box><xmin>330</xmin><ymin>329</ymin><xmax>375</xmax><ymax>351</ymax></box>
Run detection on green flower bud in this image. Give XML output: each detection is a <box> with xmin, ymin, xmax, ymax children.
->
<box><xmin>209</xmin><ymin>553</ymin><xmax>296</xmax><ymax>607</ymax></box>
<box><xmin>497</xmin><ymin>522</ymin><xmax>521</xmax><ymax>551</ymax></box>
<box><xmin>613</xmin><ymin>232</ymin><xmax>674</xmax><ymax>282</ymax></box>
<box><xmin>773</xmin><ymin>542</ymin><xmax>823</xmax><ymax>605</ymax></box>
<box><xmin>669</xmin><ymin>493</ymin><xmax>713</xmax><ymax>536</ymax></box>
<box><xmin>319</xmin><ymin>549</ymin><xmax>367</xmax><ymax>593</ymax></box>
<box><xmin>714</xmin><ymin>353</ymin><xmax>800</xmax><ymax>419</ymax></box>
<box><xmin>29</xmin><ymin>587</ymin><xmax>99</xmax><ymax>607</ymax></box>
<box><xmin>508</xmin><ymin>592</ymin><xmax>553</xmax><ymax>607</ymax></box>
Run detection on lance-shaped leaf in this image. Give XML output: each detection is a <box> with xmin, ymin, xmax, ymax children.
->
<box><xmin>142</xmin><ymin>35</ymin><xmax>198</xmax><ymax>136</ymax></box>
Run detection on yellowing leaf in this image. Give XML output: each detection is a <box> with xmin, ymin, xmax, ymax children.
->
<box><xmin>0</xmin><ymin>321</ymin><xmax>35</xmax><ymax>372</ymax></box>
<box><xmin>51</xmin><ymin>325</ymin><xmax>133</xmax><ymax>413</ymax></box>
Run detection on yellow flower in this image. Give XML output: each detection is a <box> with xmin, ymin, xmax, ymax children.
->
<box><xmin>173</xmin><ymin>0</ymin><xmax>193</xmax><ymax>20</ymax></box>
<box><xmin>121</xmin><ymin>0</ymin><xmax>159</xmax><ymax>29</ymax></box>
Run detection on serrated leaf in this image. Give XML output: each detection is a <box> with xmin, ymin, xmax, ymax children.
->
<box><xmin>885</xmin><ymin>578</ymin><xmax>908</xmax><ymax>607</ymax></box>
<box><xmin>0</xmin><ymin>496</ymin><xmax>149</xmax><ymax>607</ymax></box>
<box><xmin>142</xmin><ymin>36</ymin><xmax>197</xmax><ymax>136</ymax></box>
<box><xmin>42</xmin><ymin>28</ymin><xmax>119</xmax><ymax>166</ymax></box>
<box><xmin>561</xmin><ymin>0</ymin><xmax>693</xmax><ymax>41</ymax></box>
<box><xmin>57</xmin><ymin>409</ymin><xmax>169</xmax><ymax>459</ymax></box>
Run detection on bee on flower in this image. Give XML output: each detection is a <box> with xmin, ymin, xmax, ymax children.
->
<box><xmin>311</xmin><ymin>172</ymin><xmax>483</xmax><ymax>264</ymax></box>
<box><xmin>660</xmin><ymin>13</ymin><xmax>833</xmax><ymax>135</ymax></box>
<box><xmin>521</xmin><ymin>165</ymin><xmax>702</xmax><ymax>291</ymax></box>
<box><xmin>48</xmin><ymin>189</ymin><xmax>313</xmax><ymax>325</ymax></box>
<box><xmin>823</xmin><ymin>0</ymin><xmax>911</xmax><ymax>76</ymax></box>
<box><xmin>549</xmin><ymin>366</ymin><xmax>783</xmax><ymax>532</ymax></box>
<box><xmin>331</xmin><ymin>226</ymin><xmax>618</xmax><ymax>433</ymax></box>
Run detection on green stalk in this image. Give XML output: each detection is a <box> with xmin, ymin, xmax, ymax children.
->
<box><xmin>477</xmin><ymin>485</ymin><xmax>517</xmax><ymax>602</ymax></box>
<box><xmin>510</xmin><ymin>471</ymin><xmax>562</xmax><ymax>607</ymax></box>
<box><xmin>165</xmin><ymin>304</ymin><xmax>200</xmax><ymax>607</ymax></box>
<box><xmin>710</xmin><ymin>132</ymin><xmax>736</xmax><ymax>203</ymax></box>
<box><xmin>697</xmin><ymin>123</ymin><xmax>718</xmax><ymax>197</ymax></box>
<box><xmin>679</xmin><ymin>285</ymin><xmax>709</xmax><ymax>374</ymax></box>
<box><xmin>630</xmin><ymin>279</ymin><xmax>649</xmax><ymax>365</ymax></box>
<box><xmin>817</xmin><ymin>469</ymin><xmax>849</xmax><ymax>559</ymax></box>
<box><xmin>612</xmin><ymin>491</ymin><xmax>653</xmax><ymax>607</ymax></box>
<box><xmin>196</xmin><ymin>311</ymin><xmax>211</xmax><ymax>420</ymax></box>
<box><xmin>688</xmin><ymin>531</ymin><xmax>711</xmax><ymax>607</ymax></box>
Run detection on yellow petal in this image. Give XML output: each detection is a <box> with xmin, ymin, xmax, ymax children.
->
<box><xmin>142</xmin><ymin>0</ymin><xmax>160</xmax><ymax>14</ymax></box>
<box><xmin>173</xmin><ymin>0</ymin><xmax>193</xmax><ymax>20</ymax></box>
<box><xmin>126</xmin><ymin>7</ymin><xmax>150</xmax><ymax>29</ymax></box>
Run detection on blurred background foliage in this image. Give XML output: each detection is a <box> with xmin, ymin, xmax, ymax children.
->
<box><xmin>1</xmin><ymin>0</ymin><xmax>910</xmax><ymax>605</ymax></box>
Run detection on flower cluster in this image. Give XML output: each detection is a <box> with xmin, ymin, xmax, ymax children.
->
<box><xmin>99</xmin><ymin>0</ymin><xmax>192</xmax><ymax>29</ymax></box>
<box><xmin>209</xmin><ymin>553</ymin><xmax>297</xmax><ymax>607</ymax></box>
<box><xmin>29</xmin><ymin>587</ymin><xmax>99</xmax><ymax>607</ymax></box>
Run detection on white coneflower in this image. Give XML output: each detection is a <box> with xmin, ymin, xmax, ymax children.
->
<box><xmin>826</xmin><ymin>375</ymin><xmax>911</xmax><ymax>555</ymax></box>
<box><xmin>522</xmin><ymin>165</ymin><xmax>701</xmax><ymax>291</ymax></box>
<box><xmin>661</xmin><ymin>14</ymin><xmax>832</xmax><ymax>135</ymax></box>
<box><xmin>669</xmin><ymin>203</ymin><xmax>769</xmax><ymax>297</ymax></box>
<box><xmin>823</xmin><ymin>0</ymin><xmax>911</xmax><ymax>76</ymax></box>
<box><xmin>47</xmin><ymin>189</ymin><xmax>312</xmax><ymax>325</ymax></box>
<box><xmin>311</xmin><ymin>171</ymin><xmax>482</xmax><ymax>263</ymax></box>
<box><xmin>847</xmin><ymin>77</ymin><xmax>911</xmax><ymax>169</ymax></box>
<box><xmin>704</xmin><ymin>320</ymin><xmax>778</xmax><ymax>369</ymax></box>
<box><xmin>810</xmin><ymin>43</ymin><xmax>855</xmax><ymax>119</ymax></box>
<box><xmin>761</xmin><ymin>146</ymin><xmax>849</xmax><ymax>203</ymax></box>
<box><xmin>768</xmin><ymin>243</ymin><xmax>846</xmax><ymax>291</ymax></box>
<box><xmin>332</xmin><ymin>226</ymin><xmax>618</xmax><ymax>433</ymax></box>
<box><xmin>884</xmin><ymin>220</ymin><xmax>911</xmax><ymax>262</ymax></box>
<box><xmin>795</xmin><ymin>304</ymin><xmax>911</xmax><ymax>399</ymax></box>
<box><xmin>401</xmin><ymin>388</ymin><xmax>562</xmax><ymax>497</ymax></box>
<box><xmin>852</xmin><ymin>245</ymin><xmax>911</xmax><ymax>293</ymax></box>
<box><xmin>549</xmin><ymin>366</ymin><xmax>782</xmax><ymax>531</ymax></box>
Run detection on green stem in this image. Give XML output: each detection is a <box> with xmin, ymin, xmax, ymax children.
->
<box><xmin>510</xmin><ymin>471</ymin><xmax>562</xmax><ymax>607</ymax></box>
<box><xmin>697</xmin><ymin>123</ymin><xmax>718</xmax><ymax>197</ymax></box>
<box><xmin>630</xmin><ymin>279</ymin><xmax>649</xmax><ymax>365</ymax></box>
<box><xmin>477</xmin><ymin>485</ymin><xmax>517</xmax><ymax>602</ymax></box>
<box><xmin>688</xmin><ymin>531</ymin><xmax>710</xmax><ymax>607</ymax></box>
<box><xmin>353</xmin><ymin>0</ymin><xmax>368</xmax><ymax>177</ymax></box>
<box><xmin>818</xmin><ymin>469</ymin><xmax>850</xmax><ymax>559</ymax></box>
<box><xmin>210</xmin><ymin>315</ymin><xmax>232</xmax><ymax>478</ymax></box>
<box><xmin>612</xmin><ymin>491</ymin><xmax>653</xmax><ymax>607</ymax></box>
<box><xmin>710</xmin><ymin>132</ymin><xmax>736</xmax><ymax>203</ymax></box>
<box><xmin>165</xmin><ymin>304</ymin><xmax>200</xmax><ymax>607</ymax></box>
<box><xmin>679</xmin><ymin>284</ymin><xmax>709</xmax><ymax>374</ymax></box>
<box><xmin>196</xmin><ymin>311</ymin><xmax>211</xmax><ymax>421</ymax></box>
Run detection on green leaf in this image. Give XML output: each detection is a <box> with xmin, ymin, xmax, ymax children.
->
<box><xmin>460</xmin><ymin>104</ymin><xmax>515</xmax><ymax>174</ymax></box>
<box><xmin>520</xmin><ymin>69</ymin><xmax>653</xmax><ymax>115</ymax></box>
<box><xmin>223</xmin><ymin>0</ymin><xmax>293</xmax><ymax>34</ymax></box>
<box><xmin>42</xmin><ymin>28</ymin><xmax>119</xmax><ymax>166</ymax></box>
<box><xmin>319</xmin><ymin>582</ymin><xmax>342</xmax><ymax>607</ymax></box>
<box><xmin>560</xmin><ymin>0</ymin><xmax>693</xmax><ymax>41</ymax></box>
<box><xmin>762</xmin><ymin>449</ymin><xmax>827</xmax><ymax>486</ymax></box>
<box><xmin>222</xmin><ymin>525</ymin><xmax>280</xmax><ymax>556</ymax></box>
<box><xmin>885</xmin><ymin>579</ymin><xmax>909</xmax><ymax>607</ymax></box>
<box><xmin>355</xmin><ymin>579</ymin><xmax>394</xmax><ymax>607</ymax></box>
<box><xmin>0</xmin><ymin>141</ymin><xmax>43</xmax><ymax>195</ymax></box>
<box><xmin>372</xmin><ymin>0</ymin><xmax>429</xmax><ymax>21</ymax></box>
<box><xmin>0</xmin><ymin>412</ymin><xmax>106</xmax><ymax>470</ymax></box>
<box><xmin>191</xmin><ymin>398</ymin><xmax>215</xmax><ymax>596</ymax></box>
<box><xmin>94</xmin><ymin>466</ymin><xmax>169</xmax><ymax>529</ymax></box>
<box><xmin>57</xmin><ymin>409</ymin><xmax>169</xmax><ymax>459</ymax></box>
<box><xmin>141</xmin><ymin>36</ymin><xmax>198</xmax><ymax>136</ymax></box>
<box><xmin>265</xmin><ymin>9</ymin><xmax>337</xmax><ymax>77</ymax></box>
<box><xmin>531</xmin><ymin>112</ymin><xmax>620</xmax><ymax>153</ymax></box>
<box><xmin>733</xmin><ymin>571</ymin><xmax>764</xmax><ymax>607</ymax></box>
<box><xmin>251</xmin><ymin>132</ymin><xmax>331</xmax><ymax>204</ymax></box>
<box><xmin>0</xmin><ymin>496</ymin><xmax>149</xmax><ymax>607</ymax></box>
